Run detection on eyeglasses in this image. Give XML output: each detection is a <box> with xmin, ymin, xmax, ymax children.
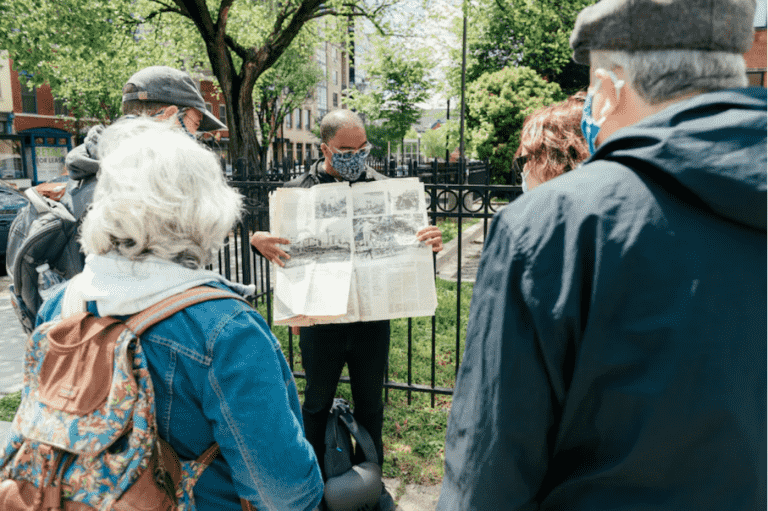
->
<box><xmin>512</xmin><ymin>155</ymin><xmax>528</xmax><ymax>177</ymax></box>
<box><xmin>330</xmin><ymin>142</ymin><xmax>373</xmax><ymax>161</ymax></box>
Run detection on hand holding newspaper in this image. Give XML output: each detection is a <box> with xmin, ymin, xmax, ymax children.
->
<box><xmin>269</xmin><ymin>178</ymin><xmax>438</xmax><ymax>326</ymax></box>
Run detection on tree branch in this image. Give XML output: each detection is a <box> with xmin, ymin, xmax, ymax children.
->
<box><xmin>140</xmin><ymin>7</ymin><xmax>187</xmax><ymax>23</ymax></box>
<box><xmin>216</xmin><ymin>0</ymin><xmax>236</xmax><ymax>32</ymax></box>
<box><xmin>224</xmin><ymin>34</ymin><xmax>248</xmax><ymax>61</ymax></box>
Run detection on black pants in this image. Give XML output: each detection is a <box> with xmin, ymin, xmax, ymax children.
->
<box><xmin>299</xmin><ymin>320</ymin><xmax>390</xmax><ymax>477</ymax></box>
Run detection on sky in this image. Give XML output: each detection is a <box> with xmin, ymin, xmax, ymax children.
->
<box><xmin>755</xmin><ymin>0</ymin><xmax>767</xmax><ymax>28</ymax></box>
<box><xmin>355</xmin><ymin>0</ymin><xmax>461</xmax><ymax>110</ymax></box>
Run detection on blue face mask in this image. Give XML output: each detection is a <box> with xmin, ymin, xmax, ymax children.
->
<box><xmin>581</xmin><ymin>70</ymin><xmax>624</xmax><ymax>156</ymax></box>
<box><xmin>331</xmin><ymin>152</ymin><xmax>366</xmax><ymax>182</ymax></box>
<box><xmin>581</xmin><ymin>90</ymin><xmax>602</xmax><ymax>156</ymax></box>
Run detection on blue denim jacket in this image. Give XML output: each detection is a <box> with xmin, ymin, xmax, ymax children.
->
<box><xmin>38</xmin><ymin>282</ymin><xmax>323</xmax><ymax>511</ymax></box>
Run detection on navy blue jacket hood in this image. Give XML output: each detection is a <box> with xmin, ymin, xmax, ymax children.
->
<box><xmin>593</xmin><ymin>87</ymin><xmax>766</xmax><ymax>230</ymax></box>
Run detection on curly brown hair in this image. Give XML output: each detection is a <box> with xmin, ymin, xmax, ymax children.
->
<box><xmin>515</xmin><ymin>91</ymin><xmax>589</xmax><ymax>185</ymax></box>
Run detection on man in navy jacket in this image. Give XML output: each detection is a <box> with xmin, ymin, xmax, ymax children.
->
<box><xmin>438</xmin><ymin>1</ymin><xmax>766</xmax><ymax>509</ymax></box>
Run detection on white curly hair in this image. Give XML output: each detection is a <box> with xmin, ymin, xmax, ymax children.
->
<box><xmin>80</xmin><ymin>117</ymin><xmax>242</xmax><ymax>269</ymax></box>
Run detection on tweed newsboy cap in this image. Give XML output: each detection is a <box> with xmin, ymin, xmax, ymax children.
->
<box><xmin>570</xmin><ymin>0</ymin><xmax>757</xmax><ymax>65</ymax></box>
<box><xmin>122</xmin><ymin>66</ymin><xmax>226</xmax><ymax>132</ymax></box>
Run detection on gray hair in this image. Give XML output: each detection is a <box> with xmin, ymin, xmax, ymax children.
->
<box><xmin>80</xmin><ymin>117</ymin><xmax>242</xmax><ymax>269</ymax></box>
<box><xmin>591</xmin><ymin>50</ymin><xmax>748</xmax><ymax>105</ymax></box>
<box><xmin>320</xmin><ymin>109</ymin><xmax>365</xmax><ymax>144</ymax></box>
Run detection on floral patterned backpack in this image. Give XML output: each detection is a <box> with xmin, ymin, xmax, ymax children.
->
<box><xmin>0</xmin><ymin>286</ymin><xmax>256</xmax><ymax>511</ymax></box>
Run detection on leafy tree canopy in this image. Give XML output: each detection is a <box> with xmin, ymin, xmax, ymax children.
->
<box><xmin>345</xmin><ymin>37</ymin><xmax>433</xmax><ymax>147</ymax></box>
<box><xmin>0</xmin><ymin>0</ymin><xmax>406</xmax><ymax>166</ymax></box>
<box><xmin>466</xmin><ymin>65</ymin><xmax>563</xmax><ymax>183</ymax></box>
<box><xmin>420</xmin><ymin>119</ymin><xmax>460</xmax><ymax>160</ymax></box>
<box><xmin>448</xmin><ymin>0</ymin><xmax>593</xmax><ymax>96</ymax></box>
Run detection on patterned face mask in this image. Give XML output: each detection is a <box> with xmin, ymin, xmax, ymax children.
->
<box><xmin>329</xmin><ymin>143</ymin><xmax>371</xmax><ymax>181</ymax></box>
<box><xmin>331</xmin><ymin>152</ymin><xmax>366</xmax><ymax>181</ymax></box>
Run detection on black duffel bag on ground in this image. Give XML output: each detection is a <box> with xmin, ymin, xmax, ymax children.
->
<box><xmin>323</xmin><ymin>398</ymin><xmax>383</xmax><ymax>511</ymax></box>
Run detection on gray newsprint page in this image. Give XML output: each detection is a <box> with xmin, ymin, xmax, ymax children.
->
<box><xmin>270</xmin><ymin>178</ymin><xmax>438</xmax><ymax>326</ymax></box>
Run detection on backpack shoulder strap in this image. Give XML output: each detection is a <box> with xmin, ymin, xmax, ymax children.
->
<box><xmin>338</xmin><ymin>409</ymin><xmax>379</xmax><ymax>466</ymax></box>
<box><xmin>125</xmin><ymin>286</ymin><xmax>254</xmax><ymax>509</ymax></box>
<box><xmin>125</xmin><ymin>286</ymin><xmax>249</xmax><ymax>336</ymax></box>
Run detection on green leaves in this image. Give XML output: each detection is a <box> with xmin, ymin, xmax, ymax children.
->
<box><xmin>420</xmin><ymin>120</ymin><xmax>459</xmax><ymax>160</ymax></box>
<box><xmin>466</xmin><ymin>66</ymin><xmax>563</xmax><ymax>183</ymax></box>
<box><xmin>346</xmin><ymin>37</ymin><xmax>434</xmax><ymax>144</ymax></box>
<box><xmin>1</xmin><ymin>0</ymin><xmax>410</xmax><ymax>160</ymax></box>
<box><xmin>447</xmin><ymin>0</ymin><xmax>594</xmax><ymax>95</ymax></box>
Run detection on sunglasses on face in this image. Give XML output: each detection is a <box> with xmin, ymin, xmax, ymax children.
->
<box><xmin>330</xmin><ymin>142</ymin><xmax>373</xmax><ymax>161</ymax></box>
<box><xmin>512</xmin><ymin>155</ymin><xmax>528</xmax><ymax>177</ymax></box>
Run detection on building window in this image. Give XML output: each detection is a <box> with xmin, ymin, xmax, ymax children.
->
<box><xmin>205</xmin><ymin>102</ymin><xmax>212</xmax><ymax>113</ymax></box>
<box><xmin>304</xmin><ymin>109</ymin><xmax>311</xmax><ymax>130</ymax></box>
<box><xmin>54</xmin><ymin>98</ymin><xmax>68</xmax><ymax>116</ymax></box>
<box><xmin>333</xmin><ymin>71</ymin><xmax>338</xmax><ymax>85</ymax></box>
<box><xmin>218</xmin><ymin>105</ymin><xmax>226</xmax><ymax>125</ymax></box>
<box><xmin>297</xmin><ymin>143</ymin><xmax>303</xmax><ymax>164</ymax></box>
<box><xmin>295</xmin><ymin>109</ymin><xmax>301</xmax><ymax>130</ymax></box>
<box><xmin>317</xmin><ymin>83</ymin><xmax>328</xmax><ymax>112</ymax></box>
<box><xmin>333</xmin><ymin>93</ymin><xmax>338</xmax><ymax>107</ymax></box>
<box><xmin>747</xmin><ymin>70</ymin><xmax>766</xmax><ymax>87</ymax></box>
<box><xmin>317</xmin><ymin>45</ymin><xmax>327</xmax><ymax>67</ymax></box>
<box><xmin>334</xmin><ymin>48</ymin><xmax>338</xmax><ymax>61</ymax></box>
<box><xmin>286</xmin><ymin>110</ymin><xmax>292</xmax><ymax>129</ymax></box>
<box><xmin>21</xmin><ymin>82</ymin><xmax>37</xmax><ymax>114</ymax></box>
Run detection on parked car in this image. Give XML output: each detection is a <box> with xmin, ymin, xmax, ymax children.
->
<box><xmin>0</xmin><ymin>180</ymin><xmax>29</xmax><ymax>274</ymax></box>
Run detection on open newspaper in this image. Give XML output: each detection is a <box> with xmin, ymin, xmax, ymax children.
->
<box><xmin>270</xmin><ymin>178</ymin><xmax>438</xmax><ymax>326</ymax></box>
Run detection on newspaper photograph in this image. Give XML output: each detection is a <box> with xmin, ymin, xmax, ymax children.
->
<box><xmin>270</xmin><ymin>178</ymin><xmax>438</xmax><ymax>326</ymax></box>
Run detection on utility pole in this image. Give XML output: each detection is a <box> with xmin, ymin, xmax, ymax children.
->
<box><xmin>459</xmin><ymin>14</ymin><xmax>468</xmax><ymax>184</ymax></box>
<box><xmin>445</xmin><ymin>98</ymin><xmax>450</xmax><ymax>164</ymax></box>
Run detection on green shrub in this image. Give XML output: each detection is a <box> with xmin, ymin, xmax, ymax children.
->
<box><xmin>467</xmin><ymin>66</ymin><xmax>564</xmax><ymax>184</ymax></box>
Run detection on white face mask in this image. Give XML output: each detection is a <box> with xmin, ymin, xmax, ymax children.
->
<box><xmin>521</xmin><ymin>169</ymin><xmax>531</xmax><ymax>193</ymax></box>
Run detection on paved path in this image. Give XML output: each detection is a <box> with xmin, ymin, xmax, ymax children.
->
<box><xmin>434</xmin><ymin>220</ymin><xmax>487</xmax><ymax>284</ymax></box>
<box><xmin>0</xmin><ymin>274</ymin><xmax>25</xmax><ymax>397</ymax></box>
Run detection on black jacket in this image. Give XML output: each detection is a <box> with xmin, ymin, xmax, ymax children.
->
<box><xmin>283</xmin><ymin>159</ymin><xmax>388</xmax><ymax>189</ymax></box>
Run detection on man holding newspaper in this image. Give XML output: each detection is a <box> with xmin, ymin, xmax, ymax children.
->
<box><xmin>250</xmin><ymin>108</ymin><xmax>443</xmax><ymax>511</ymax></box>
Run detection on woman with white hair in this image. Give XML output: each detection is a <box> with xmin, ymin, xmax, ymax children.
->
<box><xmin>36</xmin><ymin>118</ymin><xmax>323</xmax><ymax>511</ymax></box>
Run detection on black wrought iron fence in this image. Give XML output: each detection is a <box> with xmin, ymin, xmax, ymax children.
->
<box><xmin>215</xmin><ymin>159</ymin><xmax>523</xmax><ymax>405</ymax></box>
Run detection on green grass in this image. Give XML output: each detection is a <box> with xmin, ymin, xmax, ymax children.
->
<box><xmin>262</xmin><ymin>277</ymin><xmax>473</xmax><ymax>485</ymax></box>
<box><xmin>0</xmin><ymin>391</ymin><xmax>21</xmax><ymax>422</ymax></box>
<box><xmin>0</xmin><ymin>278</ymin><xmax>473</xmax><ymax>487</ymax></box>
<box><xmin>436</xmin><ymin>217</ymin><xmax>480</xmax><ymax>245</ymax></box>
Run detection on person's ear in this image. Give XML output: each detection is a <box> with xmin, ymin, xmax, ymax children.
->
<box><xmin>152</xmin><ymin>105</ymin><xmax>178</xmax><ymax>121</ymax></box>
<box><xmin>593</xmin><ymin>68</ymin><xmax>624</xmax><ymax>120</ymax></box>
<box><xmin>320</xmin><ymin>142</ymin><xmax>331</xmax><ymax>160</ymax></box>
<box><xmin>182</xmin><ymin>108</ymin><xmax>203</xmax><ymax>134</ymax></box>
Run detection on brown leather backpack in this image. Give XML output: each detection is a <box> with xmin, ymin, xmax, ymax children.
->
<box><xmin>0</xmin><ymin>287</ymin><xmax>256</xmax><ymax>511</ymax></box>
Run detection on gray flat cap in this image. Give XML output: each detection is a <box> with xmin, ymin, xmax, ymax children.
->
<box><xmin>122</xmin><ymin>66</ymin><xmax>226</xmax><ymax>132</ymax></box>
<box><xmin>570</xmin><ymin>0</ymin><xmax>757</xmax><ymax>65</ymax></box>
